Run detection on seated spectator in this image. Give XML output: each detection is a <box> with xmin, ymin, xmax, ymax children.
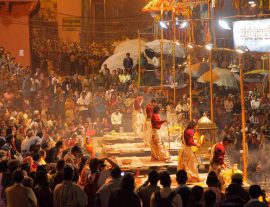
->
<box><xmin>251</xmin><ymin>96</ymin><xmax>260</xmax><ymax>110</ymax></box>
<box><xmin>109</xmin><ymin>173</ymin><xmax>141</xmax><ymax>207</ymax></box>
<box><xmin>54</xmin><ymin>165</ymin><xmax>88</xmax><ymax>207</ymax></box>
<box><xmin>111</xmin><ymin>108</ymin><xmax>123</xmax><ymax>132</ymax></box>
<box><xmin>150</xmin><ymin>171</ymin><xmax>183</xmax><ymax>207</ymax></box>
<box><xmin>5</xmin><ymin>169</ymin><xmax>37</xmax><ymax>207</ymax></box>
<box><xmin>137</xmin><ymin>170</ymin><xmax>160</xmax><ymax>207</ymax></box>
<box><xmin>175</xmin><ymin>170</ymin><xmax>191</xmax><ymax>207</ymax></box>
<box><xmin>244</xmin><ymin>185</ymin><xmax>267</xmax><ymax>207</ymax></box>
<box><xmin>224</xmin><ymin>95</ymin><xmax>234</xmax><ymax>113</ymax></box>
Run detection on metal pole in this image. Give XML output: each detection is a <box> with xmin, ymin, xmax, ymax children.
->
<box><xmin>189</xmin><ymin>52</ymin><xmax>192</xmax><ymax>121</ymax></box>
<box><xmin>188</xmin><ymin>9</ymin><xmax>192</xmax><ymax>121</ymax></box>
<box><xmin>269</xmin><ymin>52</ymin><xmax>270</xmax><ymax>94</ymax></box>
<box><xmin>209</xmin><ymin>50</ymin><xmax>214</xmax><ymax>121</ymax></box>
<box><xmin>160</xmin><ymin>6</ymin><xmax>164</xmax><ymax>90</ymax></box>
<box><xmin>172</xmin><ymin>8</ymin><xmax>176</xmax><ymax>104</ymax></box>
<box><xmin>138</xmin><ymin>30</ymin><xmax>141</xmax><ymax>88</ymax></box>
<box><xmin>239</xmin><ymin>53</ymin><xmax>247</xmax><ymax>182</ymax></box>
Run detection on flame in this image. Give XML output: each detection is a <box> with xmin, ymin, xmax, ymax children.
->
<box><xmin>200</xmin><ymin>134</ymin><xmax>205</xmax><ymax>145</ymax></box>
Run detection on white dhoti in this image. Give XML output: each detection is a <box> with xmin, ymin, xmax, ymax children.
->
<box><xmin>143</xmin><ymin>119</ymin><xmax>152</xmax><ymax>146</ymax></box>
<box><xmin>132</xmin><ymin>110</ymin><xmax>144</xmax><ymax>135</ymax></box>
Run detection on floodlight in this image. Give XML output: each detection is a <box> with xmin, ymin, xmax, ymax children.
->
<box><xmin>187</xmin><ymin>43</ymin><xmax>193</xmax><ymax>49</ymax></box>
<box><xmin>180</xmin><ymin>21</ymin><xmax>188</xmax><ymax>29</ymax></box>
<box><xmin>159</xmin><ymin>21</ymin><xmax>168</xmax><ymax>29</ymax></box>
<box><xmin>205</xmin><ymin>43</ymin><xmax>213</xmax><ymax>51</ymax></box>
<box><xmin>219</xmin><ymin>20</ymin><xmax>231</xmax><ymax>30</ymax></box>
<box><xmin>236</xmin><ymin>46</ymin><xmax>249</xmax><ymax>54</ymax></box>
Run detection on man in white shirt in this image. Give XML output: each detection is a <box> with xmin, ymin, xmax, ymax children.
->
<box><xmin>77</xmin><ymin>91</ymin><xmax>90</xmax><ymax>119</ymax></box>
<box><xmin>251</xmin><ymin>96</ymin><xmax>260</xmax><ymax>110</ymax></box>
<box><xmin>175</xmin><ymin>100</ymin><xmax>183</xmax><ymax>114</ymax></box>
<box><xmin>21</xmin><ymin>129</ymin><xmax>42</xmax><ymax>154</ymax></box>
<box><xmin>111</xmin><ymin>109</ymin><xmax>123</xmax><ymax>132</ymax></box>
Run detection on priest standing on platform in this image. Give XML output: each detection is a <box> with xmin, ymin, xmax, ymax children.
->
<box><xmin>143</xmin><ymin>99</ymin><xmax>157</xmax><ymax>146</ymax></box>
<box><xmin>149</xmin><ymin>106</ymin><xmax>170</xmax><ymax>161</ymax></box>
<box><xmin>178</xmin><ymin>121</ymin><xmax>202</xmax><ymax>183</ymax></box>
<box><xmin>132</xmin><ymin>96</ymin><xmax>144</xmax><ymax>135</ymax></box>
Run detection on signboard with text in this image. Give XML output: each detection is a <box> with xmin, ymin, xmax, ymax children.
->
<box><xmin>233</xmin><ymin>19</ymin><xmax>270</xmax><ymax>52</ymax></box>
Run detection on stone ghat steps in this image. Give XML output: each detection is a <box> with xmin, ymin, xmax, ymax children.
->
<box><xmin>102</xmin><ymin>142</ymin><xmax>181</xmax><ymax>157</ymax></box>
<box><xmin>113</xmin><ymin>156</ymin><xmax>210</xmax><ymax>174</ymax></box>
<box><xmin>101</xmin><ymin>132</ymin><xmax>180</xmax><ymax>144</ymax></box>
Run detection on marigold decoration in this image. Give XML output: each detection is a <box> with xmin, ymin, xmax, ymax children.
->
<box><xmin>142</xmin><ymin>0</ymin><xmax>190</xmax><ymax>16</ymax></box>
<box><xmin>181</xmin><ymin>0</ymin><xmax>208</xmax><ymax>6</ymax></box>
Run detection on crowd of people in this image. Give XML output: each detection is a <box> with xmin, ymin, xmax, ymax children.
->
<box><xmin>0</xmin><ymin>36</ymin><xmax>270</xmax><ymax>207</ymax></box>
<box><xmin>0</xmin><ymin>156</ymin><xmax>269</xmax><ymax>207</ymax></box>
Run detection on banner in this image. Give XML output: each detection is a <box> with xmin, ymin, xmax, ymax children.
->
<box><xmin>233</xmin><ymin>19</ymin><xmax>270</xmax><ymax>52</ymax></box>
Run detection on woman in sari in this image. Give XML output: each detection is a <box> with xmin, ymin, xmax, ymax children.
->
<box><xmin>149</xmin><ymin>106</ymin><xmax>170</xmax><ymax>161</ymax></box>
<box><xmin>178</xmin><ymin>121</ymin><xmax>202</xmax><ymax>182</ymax></box>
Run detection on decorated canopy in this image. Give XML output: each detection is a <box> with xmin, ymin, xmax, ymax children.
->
<box><xmin>180</xmin><ymin>0</ymin><xmax>208</xmax><ymax>6</ymax></box>
<box><xmin>142</xmin><ymin>0</ymin><xmax>191</xmax><ymax>15</ymax></box>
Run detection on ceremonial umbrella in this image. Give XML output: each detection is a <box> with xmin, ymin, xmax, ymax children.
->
<box><xmin>145</xmin><ymin>39</ymin><xmax>185</xmax><ymax>58</ymax></box>
<box><xmin>114</xmin><ymin>39</ymin><xmax>146</xmax><ymax>54</ymax></box>
<box><xmin>102</xmin><ymin>51</ymin><xmax>150</xmax><ymax>73</ymax></box>
<box><xmin>245</xmin><ymin>69</ymin><xmax>269</xmax><ymax>75</ymax></box>
<box><xmin>184</xmin><ymin>62</ymin><xmax>209</xmax><ymax>78</ymax></box>
<box><xmin>197</xmin><ymin>67</ymin><xmax>239</xmax><ymax>88</ymax></box>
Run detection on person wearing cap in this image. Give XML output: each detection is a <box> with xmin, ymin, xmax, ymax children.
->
<box><xmin>209</xmin><ymin>137</ymin><xmax>234</xmax><ymax>177</ymax></box>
